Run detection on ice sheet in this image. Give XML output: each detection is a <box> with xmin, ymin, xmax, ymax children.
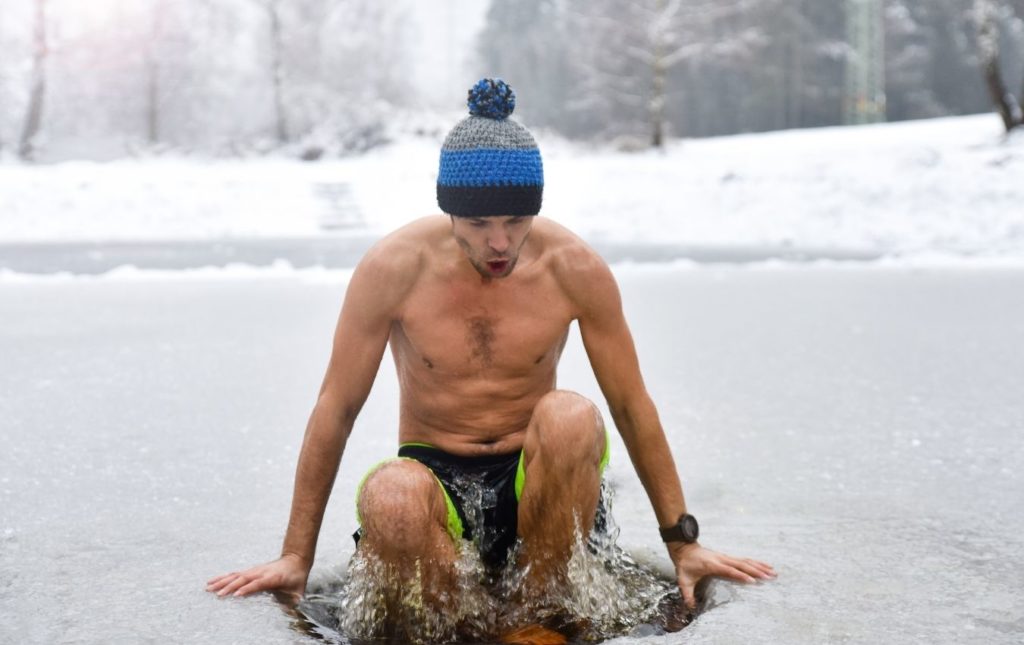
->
<box><xmin>2</xmin><ymin>265</ymin><xmax>1022</xmax><ymax>643</ymax></box>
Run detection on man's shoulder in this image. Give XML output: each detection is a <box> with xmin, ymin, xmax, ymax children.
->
<box><xmin>534</xmin><ymin>218</ymin><xmax>612</xmax><ymax>283</ymax></box>
<box><xmin>533</xmin><ymin>218</ymin><xmax>617</xmax><ymax>309</ymax></box>
<box><xmin>349</xmin><ymin>216</ymin><xmax>447</xmax><ymax>305</ymax></box>
<box><xmin>358</xmin><ymin>216</ymin><xmax>446</xmax><ymax>276</ymax></box>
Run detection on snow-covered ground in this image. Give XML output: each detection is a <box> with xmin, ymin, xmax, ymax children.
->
<box><xmin>2</xmin><ymin>114</ymin><xmax>1022</xmax><ymax>264</ymax></box>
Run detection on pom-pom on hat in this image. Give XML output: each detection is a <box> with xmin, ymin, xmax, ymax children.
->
<box><xmin>437</xmin><ymin>78</ymin><xmax>543</xmax><ymax>217</ymax></box>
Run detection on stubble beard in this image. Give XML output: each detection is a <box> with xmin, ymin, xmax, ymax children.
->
<box><xmin>471</xmin><ymin>254</ymin><xmax>518</xmax><ymax>279</ymax></box>
<box><xmin>453</xmin><ymin>234</ymin><xmax>522</xmax><ymax>280</ymax></box>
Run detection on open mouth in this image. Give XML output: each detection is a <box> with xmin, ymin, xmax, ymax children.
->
<box><xmin>486</xmin><ymin>260</ymin><xmax>510</xmax><ymax>274</ymax></box>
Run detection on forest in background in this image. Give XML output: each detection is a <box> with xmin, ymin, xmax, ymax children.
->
<box><xmin>482</xmin><ymin>0</ymin><xmax>1024</xmax><ymax>143</ymax></box>
<box><xmin>1</xmin><ymin>0</ymin><xmax>1022</xmax><ymax>161</ymax></box>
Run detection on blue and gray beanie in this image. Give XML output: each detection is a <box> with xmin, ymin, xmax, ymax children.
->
<box><xmin>437</xmin><ymin>78</ymin><xmax>543</xmax><ymax>217</ymax></box>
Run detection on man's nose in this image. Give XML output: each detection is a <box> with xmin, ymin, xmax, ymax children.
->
<box><xmin>488</xmin><ymin>232</ymin><xmax>510</xmax><ymax>253</ymax></box>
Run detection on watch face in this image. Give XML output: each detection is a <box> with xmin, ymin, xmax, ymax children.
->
<box><xmin>682</xmin><ymin>515</ymin><xmax>699</xmax><ymax>541</ymax></box>
<box><xmin>660</xmin><ymin>513</ymin><xmax>700</xmax><ymax>543</ymax></box>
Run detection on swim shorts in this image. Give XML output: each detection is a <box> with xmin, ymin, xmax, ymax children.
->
<box><xmin>355</xmin><ymin>436</ymin><xmax>610</xmax><ymax>569</ymax></box>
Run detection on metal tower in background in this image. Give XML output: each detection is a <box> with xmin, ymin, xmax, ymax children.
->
<box><xmin>844</xmin><ymin>0</ymin><xmax>886</xmax><ymax>124</ymax></box>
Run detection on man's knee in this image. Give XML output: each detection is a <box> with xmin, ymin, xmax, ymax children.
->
<box><xmin>528</xmin><ymin>390</ymin><xmax>604</xmax><ymax>459</ymax></box>
<box><xmin>357</xmin><ymin>459</ymin><xmax>445</xmax><ymax>537</ymax></box>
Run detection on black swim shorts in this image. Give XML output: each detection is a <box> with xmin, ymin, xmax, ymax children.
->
<box><xmin>355</xmin><ymin>438</ymin><xmax>610</xmax><ymax>569</ymax></box>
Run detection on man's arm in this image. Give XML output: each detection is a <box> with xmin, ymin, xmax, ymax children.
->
<box><xmin>206</xmin><ymin>242</ymin><xmax>415</xmax><ymax>602</ymax></box>
<box><xmin>564</xmin><ymin>248</ymin><xmax>775</xmax><ymax>608</ymax></box>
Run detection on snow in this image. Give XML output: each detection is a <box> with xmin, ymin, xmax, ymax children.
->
<box><xmin>6</xmin><ymin>252</ymin><xmax>1024</xmax><ymax>286</ymax></box>
<box><xmin>3</xmin><ymin>113</ymin><xmax>1024</xmax><ymax>644</ymax></box>
<box><xmin>0</xmin><ymin>260</ymin><xmax>354</xmax><ymax>284</ymax></box>
<box><xmin>2</xmin><ymin>114</ymin><xmax>1022</xmax><ymax>264</ymax></box>
<box><xmin>545</xmin><ymin>114</ymin><xmax>1024</xmax><ymax>257</ymax></box>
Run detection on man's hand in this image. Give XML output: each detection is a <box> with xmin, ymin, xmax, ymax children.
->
<box><xmin>667</xmin><ymin>542</ymin><xmax>776</xmax><ymax>610</ymax></box>
<box><xmin>205</xmin><ymin>553</ymin><xmax>310</xmax><ymax>604</ymax></box>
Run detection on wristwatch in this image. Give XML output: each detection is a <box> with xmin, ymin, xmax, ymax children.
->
<box><xmin>659</xmin><ymin>513</ymin><xmax>700</xmax><ymax>543</ymax></box>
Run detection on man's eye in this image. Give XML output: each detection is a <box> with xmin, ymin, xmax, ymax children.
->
<box><xmin>471</xmin><ymin>220</ymin><xmax>487</xmax><ymax>228</ymax></box>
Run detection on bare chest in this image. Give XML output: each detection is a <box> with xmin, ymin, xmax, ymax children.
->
<box><xmin>394</xmin><ymin>276</ymin><xmax>573</xmax><ymax>375</ymax></box>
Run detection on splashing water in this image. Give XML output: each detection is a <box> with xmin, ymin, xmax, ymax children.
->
<box><xmin>333</xmin><ymin>547</ymin><xmax>499</xmax><ymax>643</ymax></box>
<box><xmin>295</xmin><ymin>482</ymin><xmax>695</xmax><ymax>644</ymax></box>
<box><xmin>494</xmin><ymin>483</ymin><xmax>688</xmax><ymax>641</ymax></box>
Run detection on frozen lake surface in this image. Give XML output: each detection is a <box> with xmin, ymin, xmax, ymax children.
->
<box><xmin>2</xmin><ymin>263</ymin><xmax>1023</xmax><ymax>643</ymax></box>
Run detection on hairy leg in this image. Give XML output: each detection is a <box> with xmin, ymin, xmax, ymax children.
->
<box><xmin>356</xmin><ymin>459</ymin><xmax>458</xmax><ymax>603</ymax></box>
<box><xmin>517</xmin><ymin>390</ymin><xmax>606</xmax><ymax>591</ymax></box>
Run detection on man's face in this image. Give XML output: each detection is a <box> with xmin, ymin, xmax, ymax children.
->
<box><xmin>450</xmin><ymin>215</ymin><xmax>534</xmax><ymax>279</ymax></box>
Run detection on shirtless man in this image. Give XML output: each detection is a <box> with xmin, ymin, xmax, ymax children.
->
<box><xmin>207</xmin><ymin>79</ymin><xmax>774</xmax><ymax>621</ymax></box>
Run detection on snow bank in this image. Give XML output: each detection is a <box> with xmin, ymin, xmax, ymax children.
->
<box><xmin>0</xmin><ymin>260</ymin><xmax>353</xmax><ymax>284</ymax></box>
<box><xmin>1</xmin><ymin>114</ymin><xmax>1021</xmax><ymax>261</ymax></box>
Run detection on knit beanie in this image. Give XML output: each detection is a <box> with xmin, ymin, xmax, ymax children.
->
<box><xmin>437</xmin><ymin>78</ymin><xmax>543</xmax><ymax>217</ymax></box>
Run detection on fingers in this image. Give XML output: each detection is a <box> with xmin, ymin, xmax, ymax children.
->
<box><xmin>680</xmin><ymin>581</ymin><xmax>697</xmax><ymax>610</ymax></box>
<box><xmin>737</xmin><ymin>557</ymin><xmax>775</xmax><ymax>578</ymax></box>
<box><xmin>710</xmin><ymin>555</ymin><xmax>778</xmax><ymax>585</ymax></box>
<box><xmin>748</xmin><ymin>559</ymin><xmax>777</xmax><ymax>578</ymax></box>
<box><xmin>206</xmin><ymin>570</ymin><xmax>269</xmax><ymax>597</ymax></box>
<box><xmin>213</xmin><ymin>573</ymin><xmax>249</xmax><ymax>597</ymax></box>
<box><xmin>724</xmin><ymin>557</ymin><xmax>775</xmax><ymax>581</ymax></box>
<box><xmin>206</xmin><ymin>573</ymin><xmax>234</xmax><ymax>587</ymax></box>
<box><xmin>713</xmin><ymin>561</ymin><xmax>757</xmax><ymax>584</ymax></box>
<box><xmin>234</xmin><ymin>578</ymin><xmax>271</xmax><ymax>597</ymax></box>
<box><xmin>224</xmin><ymin>573</ymin><xmax>261</xmax><ymax>597</ymax></box>
<box><xmin>207</xmin><ymin>557</ymin><xmax>308</xmax><ymax>601</ymax></box>
<box><xmin>205</xmin><ymin>572</ymin><xmax>240</xmax><ymax>594</ymax></box>
<box><xmin>673</xmin><ymin>548</ymin><xmax>777</xmax><ymax>612</ymax></box>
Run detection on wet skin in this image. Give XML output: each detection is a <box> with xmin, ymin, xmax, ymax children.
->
<box><xmin>207</xmin><ymin>214</ymin><xmax>775</xmax><ymax>611</ymax></box>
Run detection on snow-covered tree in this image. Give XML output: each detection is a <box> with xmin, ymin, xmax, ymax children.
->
<box><xmin>256</xmin><ymin>0</ymin><xmax>289</xmax><ymax>143</ymax></box>
<box><xmin>559</xmin><ymin>0</ymin><xmax>762</xmax><ymax>145</ymax></box>
<box><xmin>974</xmin><ymin>0</ymin><xmax>1024</xmax><ymax>131</ymax></box>
<box><xmin>18</xmin><ymin>0</ymin><xmax>47</xmax><ymax>160</ymax></box>
<box><xmin>477</xmin><ymin>0</ymin><xmax>850</xmax><ymax>143</ymax></box>
<box><xmin>476</xmin><ymin>0</ymin><xmax>572</xmax><ymax>129</ymax></box>
<box><xmin>2</xmin><ymin>0</ymin><xmax>1018</xmax><ymax>157</ymax></box>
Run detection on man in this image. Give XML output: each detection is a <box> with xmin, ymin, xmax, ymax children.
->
<box><xmin>207</xmin><ymin>79</ymin><xmax>774</xmax><ymax>627</ymax></box>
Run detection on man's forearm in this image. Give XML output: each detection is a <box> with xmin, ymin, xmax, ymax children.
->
<box><xmin>280</xmin><ymin>397</ymin><xmax>354</xmax><ymax>567</ymax></box>
<box><xmin>610</xmin><ymin>395</ymin><xmax>688</xmax><ymax>528</ymax></box>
